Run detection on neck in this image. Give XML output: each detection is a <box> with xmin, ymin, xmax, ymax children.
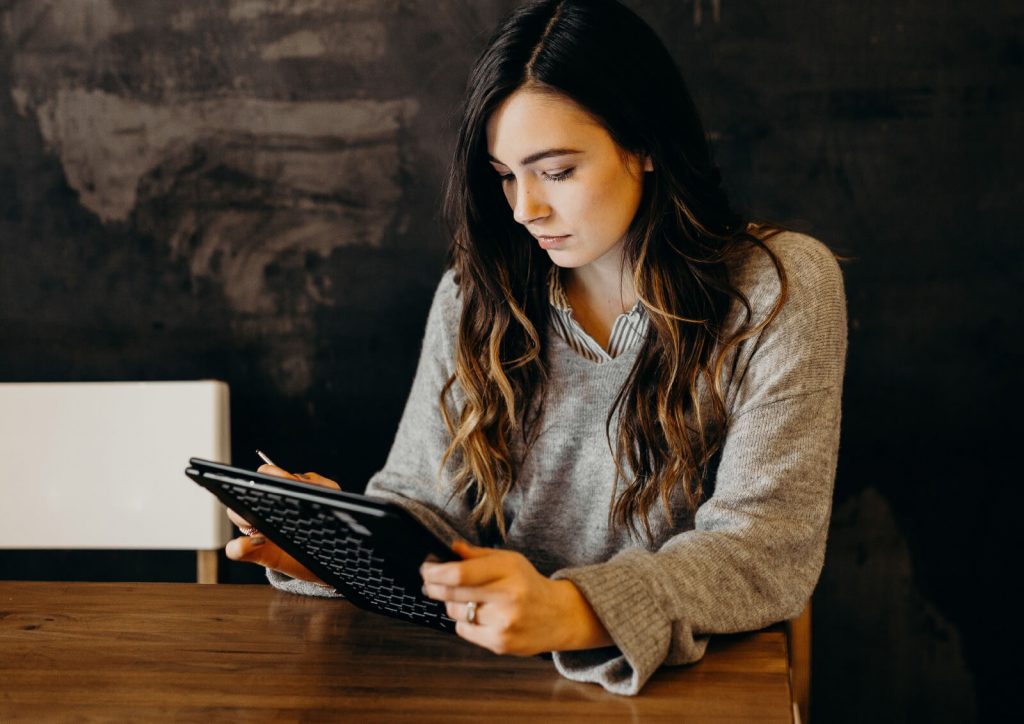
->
<box><xmin>565</xmin><ymin>251</ymin><xmax>637</xmax><ymax>316</ymax></box>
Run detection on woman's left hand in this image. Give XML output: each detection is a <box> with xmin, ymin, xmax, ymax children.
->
<box><xmin>420</xmin><ymin>540</ymin><xmax>612</xmax><ymax>656</ymax></box>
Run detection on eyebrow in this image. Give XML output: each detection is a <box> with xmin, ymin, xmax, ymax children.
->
<box><xmin>487</xmin><ymin>148</ymin><xmax>583</xmax><ymax>167</ymax></box>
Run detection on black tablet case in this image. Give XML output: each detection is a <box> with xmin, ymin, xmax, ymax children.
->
<box><xmin>185</xmin><ymin>458</ymin><xmax>458</xmax><ymax>632</ymax></box>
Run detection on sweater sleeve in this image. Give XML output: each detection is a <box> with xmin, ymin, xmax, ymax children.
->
<box><xmin>550</xmin><ymin>234</ymin><xmax>848</xmax><ymax>695</ymax></box>
<box><xmin>266</xmin><ymin>269</ymin><xmax>474</xmax><ymax>595</ymax></box>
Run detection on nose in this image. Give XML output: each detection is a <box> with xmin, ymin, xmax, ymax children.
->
<box><xmin>511</xmin><ymin>178</ymin><xmax>550</xmax><ymax>226</ymax></box>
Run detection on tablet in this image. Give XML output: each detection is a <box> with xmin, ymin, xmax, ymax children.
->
<box><xmin>185</xmin><ymin>458</ymin><xmax>458</xmax><ymax>632</ymax></box>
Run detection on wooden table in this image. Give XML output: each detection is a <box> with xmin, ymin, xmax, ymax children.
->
<box><xmin>0</xmin><ymin>582</ymin><xmax>793</xmax><ymax>722</ymax></box>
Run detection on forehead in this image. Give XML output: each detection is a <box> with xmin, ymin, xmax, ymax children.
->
<box><xmin>485</xmin><ymin>89</ymin><xmax>608</xmax><ymax>162</ymax></box>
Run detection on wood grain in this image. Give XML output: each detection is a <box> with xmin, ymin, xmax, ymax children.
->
<box><xmin>0</xmin><ymin>582</ymin><xmax>792</xmax><ymax>722</ymax></box>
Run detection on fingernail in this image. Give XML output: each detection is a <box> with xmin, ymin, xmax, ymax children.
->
<box><xmin>421</xmin><ymin>584</ymin><xmax>429</xmax><ymax>597</ymax></box>
<box><xmin>250</xmin><ymin>535</ymin><xmax>267</xmax><ymax>547</ymax></box>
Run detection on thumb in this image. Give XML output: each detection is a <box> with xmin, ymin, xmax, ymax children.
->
<box><xmin>450</xmin><ymin>540</ymin><xmax>490</xmax><ymax>559</ymax></box>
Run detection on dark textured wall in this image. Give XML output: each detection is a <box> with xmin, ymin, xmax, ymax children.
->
<box><xmin>1</xmin><ymin>2</ymin><xmax>1019</xmax><ymax>722</ymax></box>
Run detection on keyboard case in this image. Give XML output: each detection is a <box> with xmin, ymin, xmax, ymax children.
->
<box><xmin>185</xmin><ymin>458</ymin><xmax>458</xmax><ymax>632</ymax></box>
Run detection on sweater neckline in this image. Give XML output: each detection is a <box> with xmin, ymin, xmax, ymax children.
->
<box><xmin>546</xmin><ymin>322</ymin><xmax>643</xmax><ymax>371</ymax></box>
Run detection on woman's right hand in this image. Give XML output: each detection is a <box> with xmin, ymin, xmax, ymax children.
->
<box><xmin>225</xmin><ymin>464</ymin><xmax>341</xmax><ymax>584</ymax></box>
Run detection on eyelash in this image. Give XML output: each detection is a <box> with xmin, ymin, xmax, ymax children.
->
<box><xmin>499</xmin><ymin>168</ymin><xmax>575</xmax><ymax>184</ymax></box>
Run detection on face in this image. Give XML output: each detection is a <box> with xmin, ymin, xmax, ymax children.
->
<box><xmin>484</xmin><ymin>88</ymin><xmax>651</xmax><ymax>274</ymax></box>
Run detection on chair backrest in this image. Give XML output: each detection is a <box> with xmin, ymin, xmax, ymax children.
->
<box><xmin>0</xmin><ymin>381</ymin><xmax>231</xmax><ymax>551</ymax></box>
<box><xmin>787</xmin><ymin>601</ymin><xmax>812</xmax><ymax>724</ymax></box>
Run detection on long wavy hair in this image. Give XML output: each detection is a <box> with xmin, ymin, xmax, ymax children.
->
<box><xmin>439</xmin><ymin>0</ymin><xmax>787</xmax><ymax>542</ymax></box>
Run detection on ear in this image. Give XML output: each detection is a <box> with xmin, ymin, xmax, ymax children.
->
<box><xmin>643</xmin><ymin>155</ymin><xmax>653</xmax><ymax>172</ymax></box>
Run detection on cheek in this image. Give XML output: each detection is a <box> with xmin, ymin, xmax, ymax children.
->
<box><xmin>585</xmin><ymin>170</ymin><xmax>642</xmax><ymax>237</ymax></box>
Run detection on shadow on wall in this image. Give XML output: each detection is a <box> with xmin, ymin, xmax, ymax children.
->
<box><xmin>817</xmin><ymin>488</ymin><xmax>976</xmax><ymax>722</ymax></box>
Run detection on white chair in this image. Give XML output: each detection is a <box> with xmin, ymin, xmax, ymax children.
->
<box><xmin>0</xmin><ymin>381</ymin><xmax>232</xmax><ymax>583</ymax></box>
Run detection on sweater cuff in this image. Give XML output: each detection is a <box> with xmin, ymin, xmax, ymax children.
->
<box><xmin>265</xmin><ymin>568</ymin><xmax>344</xmax><ymax>598</ymax></box>
<box><xmin>550</xmin><ymin>549</ymin><xmax>672</xmax><ymax>696</ymax></box>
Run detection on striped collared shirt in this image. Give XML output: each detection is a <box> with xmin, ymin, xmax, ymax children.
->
<box><xmin>547</xmin><ymin>267</ymin><xmax>649</xmax><ymax>363</ymax></box>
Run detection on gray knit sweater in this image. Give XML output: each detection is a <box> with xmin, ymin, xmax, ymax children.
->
<box><xmin>268</xmin><ymin>231</ymin><xmax>848</xmax><ymax>695</ymax></box>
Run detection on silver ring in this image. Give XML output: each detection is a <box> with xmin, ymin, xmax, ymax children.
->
<box><xmin>240</xmin><ymin>526</ymin><xmax>259</xmax><ymax>536</ymax></box>
<box><xmin>466</xmin><ymin>600</ymin><xmax>478</xmax><ymax>625</ymax></box>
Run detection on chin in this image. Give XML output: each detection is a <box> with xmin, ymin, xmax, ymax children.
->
<box><xmin>545</xmin><ymin>250</ymin><xmax>590</xmax><ymax>269</ymax></box>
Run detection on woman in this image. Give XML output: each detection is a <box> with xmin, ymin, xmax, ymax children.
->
<box><xmin>227</xmin><ymin>0</ymin><xmax>847</xmax><ymax>696</ymax></box>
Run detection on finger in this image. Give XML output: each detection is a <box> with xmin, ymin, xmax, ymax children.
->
<box><xmin>225</xmin><ymin>535</ymin><xmax>326</xmax><ymax>585</ymax></box>
<box><xmin>297</xmin><ymin>472</ymin><xmax>341</xmax><ymax>490</ymax></box>
<box><xmin>453</xmin><ymin>619</ymin><xmax>486</xmax><ymax>650</ymax></box>
<box><xmin>454</xmin><ymin>617</ymin><xmax>523</xmax><ymax>656</ymax></box>
<box><xmin>225</xmin><ymin>535</ymin><xmax>325</xmax><ymax>584</ymax></box>
<box><xmin>444</xmin><ymin>600</ymin><xmax>501</xmax><ymax>628</ymax></box>
<box><xmin>420</xmin><ymin>551</ymin><xmax>506</xmax><ymax>588</ymax></box>
<box><xmin>226</xmin><ymin>507</ymin><xmax>254</xmax><ymax>530</ymax></box>
<box><xmin>423</xmin><ymin>579</ymin><xmax>505</xmax><ymax>604</ymax></box>
<box><xmin>257</xmin><ymin>464</ymin><xmax>299</xmax><ymax>480</ymax></box>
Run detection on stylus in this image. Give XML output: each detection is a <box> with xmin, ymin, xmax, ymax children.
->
<box><xmin>256</xmin><ymin>449</ymin><xmax>277</xmax><ymax>467</ymax></box>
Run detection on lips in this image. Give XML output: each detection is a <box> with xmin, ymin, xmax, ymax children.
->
<box><xmin>533</xmin><ymin>234</ymin><xmax>570</xmax><ymax>250</ymax></box>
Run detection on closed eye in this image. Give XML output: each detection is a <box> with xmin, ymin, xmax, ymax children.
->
<box><xmin>497</xmin><ymin>168</ymin><xmax>575</xmax><ymax>183</ymax></box>
<box><xmin>546</xmin><ymin>168</ymin><xmax>574</xmax><ymax>182</ymax></box>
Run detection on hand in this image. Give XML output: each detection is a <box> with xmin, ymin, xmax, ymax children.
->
<box><xmin>224</xmin><ymin>464</ymin><xmax>341</xmax><ymax>584</ymax></box>
<box><xmin>419</xmin><ymin>541</ymin><xmax>613</xmax><ymax>656</ymax></box>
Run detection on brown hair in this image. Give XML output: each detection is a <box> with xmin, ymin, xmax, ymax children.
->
<box><xmin>438</xmin><ymin>0</ymin><xmax>787</xmax><ymax>541</ymax></box>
